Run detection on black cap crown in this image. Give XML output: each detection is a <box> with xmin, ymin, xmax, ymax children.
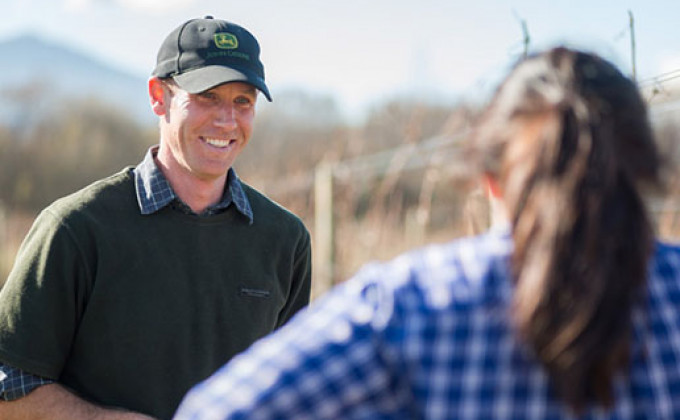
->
<box><xmin>153</xmin><ymin>16</ymin><xmax>271</xmax><ymax>101</ymax></box>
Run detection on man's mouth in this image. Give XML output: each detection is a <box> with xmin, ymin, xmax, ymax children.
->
<box><xmin>202</xmin><ymin>137</ymin><xmax>234</xmax><ymax>148</ymax></box>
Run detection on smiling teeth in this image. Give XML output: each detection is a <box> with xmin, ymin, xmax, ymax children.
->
<box><xmin>205</xmin><ymin>138</ymin><xmax>230</xmax><ymax>148</ymax></box>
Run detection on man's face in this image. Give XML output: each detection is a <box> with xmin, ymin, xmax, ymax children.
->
<box><xmin>156</xmin><ymin>80</ymin><xmax>257</xmax><ymax>182</ymax></box>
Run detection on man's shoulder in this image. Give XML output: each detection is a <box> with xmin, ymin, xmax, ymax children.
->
<box><xmin>240</xmin><ymin>182</ymin><xmax>308</xmax><ymax>231</ymax></box>
<box><xmin>45</xmin><ymin>167</ymin><xmax>136</xmax><ymax>220</ymax></box>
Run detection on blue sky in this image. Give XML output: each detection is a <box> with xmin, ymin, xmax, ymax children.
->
<box><xmin>2</xmin><ymin>0</ymin><xmax>679</xmax><ymax>120</ymax></box>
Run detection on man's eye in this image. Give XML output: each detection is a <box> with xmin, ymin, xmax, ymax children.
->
<box><xmin>198</xmin><ymin>92</ymin><xmax>218</xmax><ymax>101</ymax></box>
<box><xmin>235</xmin><ymin>97</ymin><xmax>253</xmax><ymax>105</ymax></box>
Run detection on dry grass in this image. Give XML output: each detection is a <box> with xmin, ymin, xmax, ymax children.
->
<box><xmin>0</xmin><ymin>210</ymin><xmax>35</xmax><ymax>286</ymax></box>
<box><xmin>3</xmin><ymin>176</ymin><xmax>680</xmax><ymax>293</ymax></box>
<box><xmin>5</xmin><ymin>164</ymin><xmax>680</xmax><ymax>293</ymax></box>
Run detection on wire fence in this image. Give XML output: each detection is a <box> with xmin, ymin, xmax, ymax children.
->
<box><xmin>259</xmin><ymin>101</ymin><xmax>680</xmax><ymax>296</ymax></box>
<box><xmin>1</xmin><ymin>96</ymin><xmax>680</xmax><ymax>295</ymax></box>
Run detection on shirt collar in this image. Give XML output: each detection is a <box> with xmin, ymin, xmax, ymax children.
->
<box><xmin>133</xmin><ymin>146</ymin><xmax>253</xmax><ymax>223</ymax></box>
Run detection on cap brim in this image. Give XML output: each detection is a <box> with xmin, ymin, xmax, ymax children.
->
<box><xmin>173</xmin><ymin>65</ymin><xmax>272</xmax><ymax>101</ymax></box>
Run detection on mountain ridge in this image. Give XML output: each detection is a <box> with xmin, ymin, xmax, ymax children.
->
<box><xmin>0</xmin><ymin>34</ymin><xmax>154</xmax><ymax>126</ymax></box>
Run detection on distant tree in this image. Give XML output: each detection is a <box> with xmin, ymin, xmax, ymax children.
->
<box><xmin>0</xmin><ymin>81</ymin><xmax>57</xmax><ymax>139</ymax></box>
<box><xmin>237</xmin><ymin>89</ymin><xmax>348</xmax><ymax>183</ymax></box>
<box><xmin>0</xmin><ymin>97</ymin><xmax>155</xmax><ymax>212</ymax></box>
<box><xmin>354</xmin><ymin>97</ymin><xmax>474</xmax><ymax>157</ymax></box>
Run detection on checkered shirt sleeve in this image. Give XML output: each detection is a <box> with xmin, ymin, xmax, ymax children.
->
<box><xmin>173</xmin><ymin>231</ymin><xmax>680</xmax><ymax>420</ymax></box>
<box><xmin>0</xmin><ymin>363</ymin><xmax>53</xmax><ymax>401</ymax></box>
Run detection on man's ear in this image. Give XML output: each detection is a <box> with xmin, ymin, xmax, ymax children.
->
<box><xmin>148</xmin><ymin>77</ymin><xmax>168</xmax><ymax>116</ymax></box>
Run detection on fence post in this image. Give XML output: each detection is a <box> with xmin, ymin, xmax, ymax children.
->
<box><xmin>313</xmin><ymin>162</ymin><xmax>335</xmax><ymax>299</ymax></box>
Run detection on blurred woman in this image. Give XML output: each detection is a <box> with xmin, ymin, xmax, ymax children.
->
<box><xmin>173</xmin><ymin>47</ymin><xmax>679</xmax><ymax>419</ymax></box>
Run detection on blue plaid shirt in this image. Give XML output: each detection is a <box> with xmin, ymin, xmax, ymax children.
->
<box><xmin>0</xmin><ymin>146</ymin><xmax>253</xmax><ymax>400</ymax></box>
<box><xmin>174</xmin><ymin>230</ymin><xmax>680</xmax><ymax>420</ymax></box>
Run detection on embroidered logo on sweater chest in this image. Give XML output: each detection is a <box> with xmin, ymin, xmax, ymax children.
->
<box><xmin>239</xmin><ymin>287</ymin><xmax>271</xmax><ymax>299</ymax></box>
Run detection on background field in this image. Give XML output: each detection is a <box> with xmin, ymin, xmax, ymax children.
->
<box><xmin>1</xmin><ymin>74</ymin><xmax>679</xmax><ymax>296</ymax></box>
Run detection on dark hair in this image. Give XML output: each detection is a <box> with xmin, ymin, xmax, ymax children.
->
<box><xmin>472</xmin><ymin>47</ymin><xmax>662</xmax><ymax>412</ymax></box>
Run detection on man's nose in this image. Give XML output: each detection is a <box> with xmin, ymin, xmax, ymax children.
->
<box><xmin>214</xmin><ymin>105</ymin><xmax>237</xmax><ymax>128</ymax></box>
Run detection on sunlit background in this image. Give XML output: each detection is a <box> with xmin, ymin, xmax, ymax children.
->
<box><xmin>1</xmin><ymin>0</ymin><xmax>679</xmax><ymax>295</ymax></box>
<box><xmin>3</xmin><ymin>0</ymin><xmax>679</xmax><ymax>119</ymax></box>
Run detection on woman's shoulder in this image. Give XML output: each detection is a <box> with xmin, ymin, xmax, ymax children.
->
<box><xmin>344</xmin><ymin>229</ymin><xmax>514</xmax><ymax>316</ymax></box>
<box><xmin>650</xmin><ymin>239</ymin><xmax>680</xmax><ymax>280</ymax></box>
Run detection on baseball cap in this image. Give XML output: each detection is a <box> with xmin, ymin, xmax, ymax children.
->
<box><xmin>152</xmin><ymin>16</ymin><xmax>272</xmax><ymax>101</ymax></box>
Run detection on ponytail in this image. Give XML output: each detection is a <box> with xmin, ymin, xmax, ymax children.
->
<box><xmin>472</xmin><ymin>47</ymin><xmax>661</xmax><ymax>411</ymax></box>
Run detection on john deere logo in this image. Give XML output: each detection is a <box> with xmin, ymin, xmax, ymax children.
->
<box><xmin>214</xmin><ymin>33</ymin><xmax>238</xmax><ymax>49</ymax></box>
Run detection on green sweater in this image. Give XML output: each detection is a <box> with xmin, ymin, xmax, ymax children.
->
<box><xmin>0</xmin><ymin>168</ymin><xmax>312</xmax><ymax>419</ymax></box>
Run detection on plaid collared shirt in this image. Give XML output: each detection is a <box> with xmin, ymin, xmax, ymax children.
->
<box><xmin>174</xmin><ymin>230</ymin><xmax>680</xmax><ymax>420</ymax></box>
<box><xmin>134</xmin><ymin>146</ymin><xmax>253</xmax><ymax>220</ymax></box>
<box><xmin>0</xmin><ymin>146</ymin><xmax>253</xmax><ymax>400</ymax></box>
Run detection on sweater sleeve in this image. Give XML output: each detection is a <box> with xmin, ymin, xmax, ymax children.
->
<box><xmin>276</xmin><ymin>228</ymin><xmax>312</xmax><ymax>328</ymax></box>
<box><xmin>0</xmin><ymin>209</ymin><xmax>91</xmax><ymax>379</ymax></box>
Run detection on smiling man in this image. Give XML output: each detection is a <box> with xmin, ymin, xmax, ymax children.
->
<box><xmin>0</xmin><ymin>16</ymin><xmax>311</xmax><ymax>420</ymax></box>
